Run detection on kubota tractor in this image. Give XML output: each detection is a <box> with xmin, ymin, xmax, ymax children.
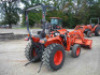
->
<box><xmin>25</xmin><ymin>4</ymin><xmax>92</xmax><ymax>72</ymax></box>
<box><xmin>75</xmin><ymin>18</ymin><xmax>100</xmax><ymax>37</ymax></box>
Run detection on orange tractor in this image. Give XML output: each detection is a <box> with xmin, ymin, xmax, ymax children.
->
<box><xmin>75</xmin><ymin>18</ymin><xmax>100</xmax><ymax>37</ymax></box>
<box><xmin>49</xmin><ymin>17</ymin><xmax>62</xmax><ymax>29</ymax></box>
<box><xmin>25</xmin><ymin>4</ymin><xmax>92</xmax><ymax>72</ymax></box>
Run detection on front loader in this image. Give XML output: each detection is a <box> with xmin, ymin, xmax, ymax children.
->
<box><xmin>24</xmin><ymin>3</ymin><xmax>92</xmax><ymax>71</ymax></box>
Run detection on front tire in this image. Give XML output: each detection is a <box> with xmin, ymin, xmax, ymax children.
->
<box><xmin>42</xmin><ymin>44</ymin><xmax>65</xmax><ymax>70</ymax></box>
<box><xmin>71</xmin><ymin>44</ymin><xmax>81</xmax><ymax>58</ymax></box>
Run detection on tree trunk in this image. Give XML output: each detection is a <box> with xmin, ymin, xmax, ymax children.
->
<box><xmin>9</xmin><ymin>24</ymin><xmax>12</xmax><ymax>28</ymax></box>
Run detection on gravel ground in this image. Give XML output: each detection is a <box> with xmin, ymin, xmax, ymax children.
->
<box><xmin>0</xmin><ymin>37</ymin><xmax>100</xmax><ymax>75</ymax></box>
<box><xmin>0</xmin><ymin>29</ymin><xmax>100</xmax><ymax>75</ymax></box>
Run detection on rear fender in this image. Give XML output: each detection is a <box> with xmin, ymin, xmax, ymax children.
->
<box><xmin>44</xmin><ymin>36</ymin><xmax>64</xmax><ymax>47</ymax></box>
<box><xmin>25</xmin><ymin>35</ymin><xmax>40</xmax><ymax>42</ymax></box>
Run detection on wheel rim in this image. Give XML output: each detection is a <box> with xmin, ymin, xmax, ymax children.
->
<box><xmin>54</xmin><ymin>50</ymin><xmax>63</xmax><ymax>66</ymax></box>
<box><xmin>76</xmin><ymin>48</ymin><xmax>80</xmax><ymax>56</ymax></box>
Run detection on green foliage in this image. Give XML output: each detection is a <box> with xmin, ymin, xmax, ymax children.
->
<box><xmin>1</xmin><ymin>0</ymin><xmax>100</xmax><ymax>28</ymax></box>
<box><xmin>21</xmin><ymin>0</ymin><xmax>42</xmax><ymax>27</ymax></box>
<box><xmin>3</xmin><ymin>12</ymin><xmax>19</xmax><ymax>26</ymax></box>
<box><xmin>22</xmin><ymin>12</ymin><xmax>42</xmax><ymax>27</ymax></box>
<box><xmin>89</xmin><ymin>2</ymin><xmax>100</xmax><ymax>18</ymax></box>
<box><xmin>21</xmin><ymin>0</ymin><xmax>100</xmax><ymax>28</ymax></box>
<box><xmin>22</xmin><ymin>10</ymin><xmax>68</xmax><ymax>27</ymax></box>
<box><xmin>0</xmin><ymin>2</ymin><xmax>21</xmax><ymax>28</ymax></box>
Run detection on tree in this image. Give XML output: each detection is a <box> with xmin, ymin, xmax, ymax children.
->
<box><xmin>0</xmin><ymin>1</ymin><xmax>21</xmax><ymax>28</ymax></box>
<box><xmin>74</xmin><ymin>0</ymin><xmax>100</xmax><ymax>25</ymax></box>
<box><xmin>21</xmin><ymin>0</ymin><xmax>42</xmax><ymax>27</ymax></box>
<box><xmin>88</xmin><ymin>0</ymin><xmax>100</xmax><ymax>19</ymax></box>
<box><xmin>75</xmin><ymin>0</ymin><xmax>89</xmax><ymax>24</ymax></box>
<box><xmin>21</xmin><ymin>0</ymin><xmax>100</xmax><ymax>28</ymax></box>
<box><xmin>63</xmin><ymin>0</ymin><xmax>76</xmax><ymax>28</ymax></box>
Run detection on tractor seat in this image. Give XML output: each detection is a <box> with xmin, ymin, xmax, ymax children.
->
<box><xmin>60</xmin><ymin>32</ymin><xmax>68</xmax><ymax>46</ymax></box>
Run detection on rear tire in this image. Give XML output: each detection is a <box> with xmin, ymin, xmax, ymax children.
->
<box><xmin>42</xmin><ymin>44</ymin><xmax>65</xmax><ymax>70</ymax></box>
<box><xmin>71</xmin><ymin>44</ymin><xmax>81</xmax><ymax>58</ymax></box>
<box><xmin>25</xmin><ymin>43</ymin><xmax>40</xmax><ymax>62</ymax></box>
<box><xmin>95</xmin><ymin>27</ymin><xmax>100</xmax><ymax>36</ymax></box>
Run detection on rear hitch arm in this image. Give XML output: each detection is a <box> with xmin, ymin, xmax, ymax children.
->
<box><xmin>24</xmin><ymin>56</ymin><xmax>39</xmax><ymax>66</ymax></box>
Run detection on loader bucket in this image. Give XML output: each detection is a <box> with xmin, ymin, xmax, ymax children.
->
<box><xmin>84</xmin><ymin>39</ymin><xmax>92</xmax><ymax>49</ymax></box>
<box><xmin>74</xmin><ymin>39</ymin><xmax>92</xmax><ymax>49</ymax></box>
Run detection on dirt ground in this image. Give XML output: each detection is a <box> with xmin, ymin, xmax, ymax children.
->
<box><xmin>0</xmin><ymin>36</ymin><xmax>100</xmax><ymax>75</ymax></box>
